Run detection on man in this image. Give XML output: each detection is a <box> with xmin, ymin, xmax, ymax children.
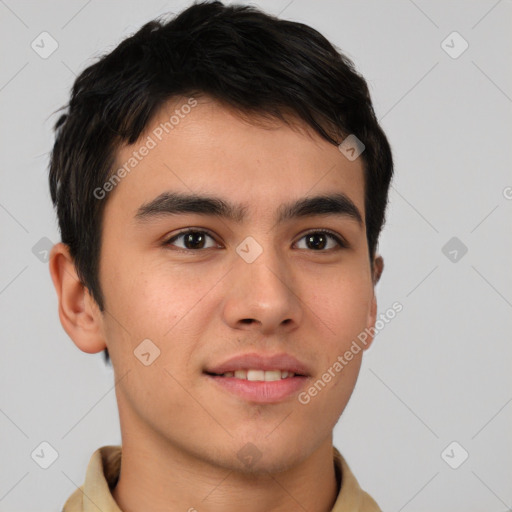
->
<box><xmin>48</xmin><ymin>1</ymin><xmax>393</xmax><ymax>510</ymax></box>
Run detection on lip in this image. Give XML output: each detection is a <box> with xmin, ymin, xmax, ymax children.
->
<box><xmin>206</xmin><ymin>374</ymin><xmax>309</xmax><ymax>403</ymax></box>
<box><xmin>203</xmin><ymin>352</ymin><xmax>312</xmax><ymax>376</ymax></box>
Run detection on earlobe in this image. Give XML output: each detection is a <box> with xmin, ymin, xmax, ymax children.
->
<box><xmin>48</xmin><ymin>242</ymin><xmax>107</xmax><ymax>354</ymax></box>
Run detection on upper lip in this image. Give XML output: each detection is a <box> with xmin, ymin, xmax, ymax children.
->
<box><xmin>204</xmin><ymin>352</ymin><xmax>311</xmax><ymax>376</ymax></box>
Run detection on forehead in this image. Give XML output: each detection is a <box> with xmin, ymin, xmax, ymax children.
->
<box><xmin>105</xmin><ymin>97</ymin><xmax>366</xmax><ymax>225</ymax></box>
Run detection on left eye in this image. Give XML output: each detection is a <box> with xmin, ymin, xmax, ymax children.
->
<box><xmin>295</xmin><ymin>230</ymin><xmax>346</xmax><ymax>251</ymax></box>
<box><xmin>163</xmin><ymin>229</ymin><xmax>346</xmax><ymax>251</ymax></box>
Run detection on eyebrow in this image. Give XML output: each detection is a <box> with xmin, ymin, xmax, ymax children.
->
<box><xmin>134</xmin><ymin>191</ymin><xmax>363</xmax><ymax>227</ymax></box>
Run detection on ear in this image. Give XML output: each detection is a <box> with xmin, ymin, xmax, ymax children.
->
<box><xmin>363</xmin><ymin>254</ymin><xmax>384</xmax><ymax>351</ymax></box>
<box><xmin>48</xmin><ymin>242</ymin><xmax>107</xmax><ymax>354</ymax></box>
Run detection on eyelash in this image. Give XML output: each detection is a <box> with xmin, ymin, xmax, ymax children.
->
<box><xmin>163</xmin><ymin>228</ymin><xmax>347</xmax><ymax>252</ymax></box>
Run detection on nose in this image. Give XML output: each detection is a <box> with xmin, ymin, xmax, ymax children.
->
<box><xmin>221</xmin><ymin>241</ymin><xmax>303</xmax><ymax>336</ymax></box>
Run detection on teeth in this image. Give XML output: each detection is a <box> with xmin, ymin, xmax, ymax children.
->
<box><xmin>221</xmin><ymin>370</ymin><xmax>295</xmax><ymax>381</ymax></box>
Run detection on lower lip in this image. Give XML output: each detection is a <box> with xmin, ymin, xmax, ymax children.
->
<box><xmin>205</xmin><ymin>374</ymin><xmax>309</xmax><ymax>403</ymax></box>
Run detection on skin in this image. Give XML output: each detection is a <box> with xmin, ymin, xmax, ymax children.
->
<box><xmin>50</xmin><ymin>96</ymin><xmax>383</xmax><ymax>512</ymax></box>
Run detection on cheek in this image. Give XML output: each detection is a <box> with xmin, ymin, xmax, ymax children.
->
<box><xmin>102</xmin><ymin>253</ymin><xmax>205</xmax><ymax>337</ymax></box>
<box><xmin>101</xmin><ymin>256</ymin><xmax>222</xmax><ymax>392</ymax></box>
<box><xmin>307</xmin><ymin>270</ymin><xmax>373</xmax><ymax>343</ymax></box>
<box><xmin>302</xmin><ymin>271</ymin><xmax>371</xmax><ymax>408</ymax></box>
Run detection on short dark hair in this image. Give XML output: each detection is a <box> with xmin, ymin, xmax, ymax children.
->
<box><xmin>48</xmin><ymin>0</ymin><xmax>393</xmax><ymax>364</ymax></box>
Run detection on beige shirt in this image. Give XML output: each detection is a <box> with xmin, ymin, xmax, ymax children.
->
<box><xmin>62</xmin><ymin>445</ymin><xmax>381</xmax><ymax>511</ymax></box>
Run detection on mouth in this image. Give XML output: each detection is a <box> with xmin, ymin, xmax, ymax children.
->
<box><xmin>204</xmin><ymin>369</ymin><xmax>306</xmax><ymax>380</ymax></box>
<box><xmin>203</xmin><ymin>352</ymin><xmax>312</xmax><ymax>403</ymax></box>
<box><xmin>203</xmin><ymin>369</ymin><xmax>309</xmax><ymax>403</ymax></box>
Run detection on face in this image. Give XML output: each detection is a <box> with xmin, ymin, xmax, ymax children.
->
<box><xmin>94</xmin><ymin>96</ymin><xmax>379</xmax><ymax>473</ymax></box>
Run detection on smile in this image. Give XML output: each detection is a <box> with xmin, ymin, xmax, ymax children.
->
<box><xmin>208</xmin><ymin>369</ymin><xmax>300</xmax><ymax>381</ymax></box>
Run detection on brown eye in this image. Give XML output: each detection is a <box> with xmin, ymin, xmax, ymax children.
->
<box><xmin>164</xmin><ymin>230</ymin><xmax>218</xmax><ymax>250</ymax></box>
<box><xmin>295</xmin><ymin>230</ymin><xmax>346</xmax><ymax>251</ymax></box>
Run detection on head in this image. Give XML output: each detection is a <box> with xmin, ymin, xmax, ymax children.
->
<box><xmin>49</xmin><ymin>1</ymin><xmax>392</xmax><ymax>472</ymax></box>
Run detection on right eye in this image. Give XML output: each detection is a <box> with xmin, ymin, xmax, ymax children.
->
<box><xmin>163</xmin><ymin>229</ymin><xmax>221</xmax><ymax>251</ymax></box>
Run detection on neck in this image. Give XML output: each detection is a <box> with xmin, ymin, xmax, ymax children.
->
<box><xmin>111</xmin><ymin>411</ymin><xmax>339</xmax><ymax>512</ymax></box>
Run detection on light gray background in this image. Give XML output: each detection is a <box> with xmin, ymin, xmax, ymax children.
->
<box><xmin>1</xmin><ymin>1</ymin><xmax>511</xmax><ymax>511</ymax></box>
